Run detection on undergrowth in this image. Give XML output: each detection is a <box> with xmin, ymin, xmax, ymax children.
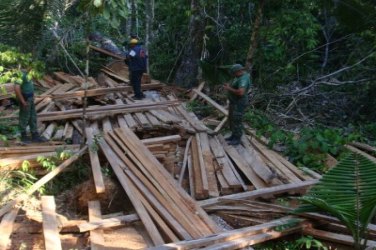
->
<box><xmin>244</xmin><ymin>110</ymin><xmax>367</xmax><ymax>173</ymax></box>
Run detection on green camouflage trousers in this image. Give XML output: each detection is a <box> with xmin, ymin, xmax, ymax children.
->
<box><xmin>229</xmin><ymin>101</ymin><xmax>246</xmax><ymax>139</ymax></box>
<box><xmin>19</xmin><ymin>97</ymin><xmax>37</xmax><ymax>134</ymax></box>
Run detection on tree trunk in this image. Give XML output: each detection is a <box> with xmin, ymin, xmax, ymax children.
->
<box><xmin>173</xmin><ymin>0</ymin><xmax>206</xmax><ymax>88</ymax></box>
<box><xmin>245</xmin><ymin>0</ymin><xmax>265</xmax><ymax>72</ymax></box>
<box><xmin>130</xmin><ymin>0</ymin><xmax>137</xmax><ymax>35</ymax></box>
<box><xmin>145</xmin><ymin>0</ymin><xmax>154</xmax><ymax>74</ymax></box>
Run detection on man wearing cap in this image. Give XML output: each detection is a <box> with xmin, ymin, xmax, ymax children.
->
<box><xmin>126</xmin><ymin>39</ymin><xmax>147</xmax><ymax>100</ymax></box>
<box><xmin>223</xmin><ymin>64</ymin><xmax>251</xmax><ymax>145</ymax></box>
<box><xmin>14</xmin><ymin>67</ymin><xmax>48</xmax><ymax>144</ymax></box>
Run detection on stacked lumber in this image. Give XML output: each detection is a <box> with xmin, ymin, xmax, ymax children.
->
<box><xmin>99</xmin><ymin>127</ymin><xmax>220</xmax><ymax>245</ymax></box>
<box><xmin>175</xmin><ymin>132</ymin><xmax>319</xmax><ymax>200</ymax></box>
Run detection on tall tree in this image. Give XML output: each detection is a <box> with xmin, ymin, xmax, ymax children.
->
<box><xmin>145</xmin><ymin>0</ymin><xmax>154</xmax><ymax>74</ymax></box>
<box><xmin>245</xmin><ymin>0</ymin><xmax>265</xmax><ymax>72</ymax></box>
<box><xmin>174</xmin><ymin>0</ymin><xmax>206</xmax><ymax>88</ymax></box>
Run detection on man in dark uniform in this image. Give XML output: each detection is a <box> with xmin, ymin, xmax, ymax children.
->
<box><xmin>14</xmin><ymin>68</ymin><xmax>47</xmax><ymax>143</ymax></box>
<box><xmin>223</xmin><ymin>64</ymin><xmax>251</xmax><ymax>145</ymax></box>
<box><xmin>126</xmin><ymin>39</ymin><xmax>147</xmax><ymax>100</ymax></box>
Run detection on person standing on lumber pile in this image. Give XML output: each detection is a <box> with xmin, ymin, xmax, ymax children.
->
<box><xmin>14</xmin><ymin>67</ymin><xmax>48</xmax><ymax>144</ymax></box>
<box><xmin>223</xmin><ymin>64</ymin><xmax>251</xmax><ymax>145</ymax></box>
<box><xmin>125</xmin><ymin>38</ymin><xmax>147</xmax><ymax>100</ymax></box>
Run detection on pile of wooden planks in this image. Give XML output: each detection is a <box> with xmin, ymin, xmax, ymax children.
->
<box><xmin>175</xmin><ymin>132</ymin><xmax>319</xmax><ymax>200</ymax></box>
<box><xmin>3</xmin><ymin>61</ymin><xmax>361</xmax><ymax>249</ymax></box>
<box><xmin>99</xmin><ymin>126</ymin><xmax>220</xmax><ymax>245</ymax></box>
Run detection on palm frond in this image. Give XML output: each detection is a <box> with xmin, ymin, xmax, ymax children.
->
<box><xmin>294</xmin><ymin>152</ymin><xmax>376</xmax><ymax>249</ymax></box>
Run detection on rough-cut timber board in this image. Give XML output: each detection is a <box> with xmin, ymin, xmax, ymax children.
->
<box><xmin>106</xmin><ymin>132</ymin><xmax>203</xmax><ymax>239</ymax></box>
<box><xmin>88</xmin><ymin>201</ymin><xmax>105</xmax><ymax>250</ymax></box>
<box><xmin>191</xmin><ymin>136</ymin><xmax>209</xmax><ymax>199</ymax></box>
<box><xmin>220</xmin><ymin>137</ymin><xmax>266</xmax><ymax>189</ymax></box>
<box><xmin>249</xmin><ymin>137</ymin><xmax>302</xmax><ymax>183</ymax></box>
<box><xmin>345</xmin><ymin>145</ymin><xmax>376</xmax><ymax>163</ymax></box>
<box><xmin>78</xmin><ymin>214</ymin><xmax>139</xmax><ymax>232</ymax></box>
<box><xmin>149</xmin><ymin>216</ymin><xmax>305</xmax><ymax>250</ymax></box>
<box><xmin>209</xmin><ymin>137</ymin><xmax>242</xmax><ymax>189</ymax></box>
<box><xmin>145</xmin><ymin>112</ymin><xmax>162</xmax><ymax>127</ymax></box>
<box><xmin>178</xmin><ymin>136</ymin><xmax>193</xmax><ymax>186</ymax></box>
<box><xmin>192</xmin><ymin>89</ymin><xmax>228</xmax><ymax>116</ymax></box>
<box><xmin>303</xmin><ymin>227</ymin><xmax>376</xmax><ymax>247</ymax></box>
<box><xmin>42</xmin><ymin>196</ymin><xmax>62</xmax><ymax>250</ymax></box>
<box><xmin>135</xmin><ymin>112</ymin><xmax>152</xmax><ymax>128</ymax></box>
<box><xmin>85</xmin><ymin>127</ymin><xmax>105</xmax><ymax>193</ymax></box>
<box><xmin>99</xmin><ymin>138</ymin><xmax>165</xmax><ymax>245</ymax></box>
<box><xmin>199</xmin><ymin>133</ymin><xmax>219</xmax><ymax>197</ymax></box>
<box><xmin>0</xmin><ymin>208</ymin><xmax>19</xmax><ymax>250</ymax></box>
<box><xmin>113</xmin><ymin>127</ymin><xmax>220</xmax><ymax>234</ymax></box>
<box><xmin>90</xmin><ymin>45</ymin><xmax>125</xmax><ymax>59</ymax></box>
<box><xmin>199</xmin><ymin>180</ymin><xmax>318</xmax><ymax>208</ymax></box>
<box><xmin>142</xmin><ymin>135</ymin><xmax>181</xmax><ymax>145</ymax></box>
<box><xmin>240</xmin><ymin>136</ymin><xmax>276</xmax><ymax>183</ymax></box>
<box><xmin>350</xmin><ymin>141</ymin><xmax>376</xmax><ymax>154</ymax></box>
<box><xmin>190</xmin><ymin>82</ymin><xmax>205</xmax><ymax>101</ymax></box>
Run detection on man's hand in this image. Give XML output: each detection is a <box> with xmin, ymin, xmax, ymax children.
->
<box><xmin>21</xmin><ymin>101</ymin><xmax>28</xmax><ymax>108</ymax></box>
<box><xmin>223</xmin><ymin>83</ymin><xmax>230</xmax><ymax>91</ymax></box>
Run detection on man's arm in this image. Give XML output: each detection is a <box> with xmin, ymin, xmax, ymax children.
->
<box><xmin>14</xmin><ymin>84</ymin><xmax>27</xmax><ymax>107</ymax></box>
<box><xmin>223</xmin><ymin>83</ymin><xmax>246</xmax><ymax>96</ymax></box>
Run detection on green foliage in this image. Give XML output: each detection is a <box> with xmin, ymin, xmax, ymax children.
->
<box><xmin>295</xmin><ymin>236</ymin><xmax>328</xmax><ymax>250</ymax></box>
<box><xmin>256</xmin><ymin>0</ymin><xmax>321</xmax><ymax>88</ymax></box>
<box><xmin>37</xmin><ymin>149</ymin><xmax>74</xmax><ymax>172</ymax></box>
<box><xmin>244</xmin><ymin>110</ymin><xmax>361</xmax><ymax>172</ymax></box>
<box><xmin>9</xmin><ymin>170</ymin><xmax>38</xmax><ymax>191</ymax></box>
<box><xmin>294</xmin><ymin>152</ymin><xmax>376</xmax><ymax>250</ymax></box>
<box><xmin>255</xmin><ymin>235</ymin><xmax>329</xmax><ymax>250</ymax></box>
<box><xmin>286</xmin><ymin>127</ymin><xmax>359</xmax><ymax>171</ymax></box>
<box><xmin>0</xmin><ymin>0</ymin><xmax>47</xmax><ymax>52</ymax></box>
<box><xmin>0</xmin><ymin>43</ymin><xmax>45</xmax><ymax>84</ymax></box>
<box><xmin>186</xmin><ymin>100</ymin><xmax>214</xmax><ymax>118</ymax></box>
<box><xmin>78</xmin><ymin>0</ymin><xmax>129</xmax><ymax>28</ymax></box>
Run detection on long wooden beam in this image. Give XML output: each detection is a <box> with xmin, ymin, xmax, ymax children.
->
<box><xmin>90</xmin><ymin>45</ymin><xmax>125</xmax><ymax>60</ymax></box>
<box><xmin>149</xmin><ymin>216</ymin><xmax>305</xmax><ymax>250</ymax></box>
<box><xmin>49</xmin><ymin>84</ymin><xmax>163</xmax><ymax>100</ymax></box>
<box><xmin>198</xmin><ymin>180</ymin><xmax>318</xmax><ymax>208</ymax></box>
<box><xmin>192</xmin><ymin>89</ymin><xmax>228</xmax><ymax>116</ymax></box>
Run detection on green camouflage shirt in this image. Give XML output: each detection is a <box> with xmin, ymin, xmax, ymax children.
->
<box><xmin>227</xmin><ymin>73</ymin><xmax>251</xmax><ymax>103</ymax></box>
<box><xmin>15</xmin><ymin>72</ymin><xmax>34</xmax><ymax>94</ymax></box>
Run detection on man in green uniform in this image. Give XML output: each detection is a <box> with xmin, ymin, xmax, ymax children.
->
<box><xmin>14</xmin><ymin>68</ymin><xmax>47</xmax><ymax>143</ymax></box>
<box><xmin>223</xmin><ymin>64</ymin><xmax>251</xmax><ymax>145</ymax></box>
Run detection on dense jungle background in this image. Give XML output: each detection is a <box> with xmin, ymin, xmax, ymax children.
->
<box><xmin>0</xmin><ymin>0</ymin><xmax>375</xmax><ymax>171</ymax></box>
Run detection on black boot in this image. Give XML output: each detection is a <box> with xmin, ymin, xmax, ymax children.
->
<box><xmin>21</xmin><ymin>132</ymin><xmax>31</xmax><ymax>144</ymax></box>
<box><xmin>31</xmin><ymin>132</ymin><xmax>48</xmax><ymax>143</ymax></box>
<box><xmin>227</xmin><ymin>137</ymin><xmax>241</xmax><ymax>146</ymax></box>
<box><xmin>225</xmin><ymin>135</ymin><xmax>234</xmax><ymax>142</ymax></box>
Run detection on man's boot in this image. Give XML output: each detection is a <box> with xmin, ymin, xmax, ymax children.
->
<box><xmin>31</xmin><ymin>132</ymin><xmax>48</xmax><ymax>143</ymax></box>
<box><xmin>227</xmin><ymin>137</ymin><xmax>241</xmax><ymax>146</ymax></box>
<box><xmin>21</xmin><ymin>132</ymin><xmax>31</xmax><ymax>144</ymax></box>
<box><xmin>225</xmin><ymin>135</ymin><xmax>234</xmax><ymax>142</ymax></box>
